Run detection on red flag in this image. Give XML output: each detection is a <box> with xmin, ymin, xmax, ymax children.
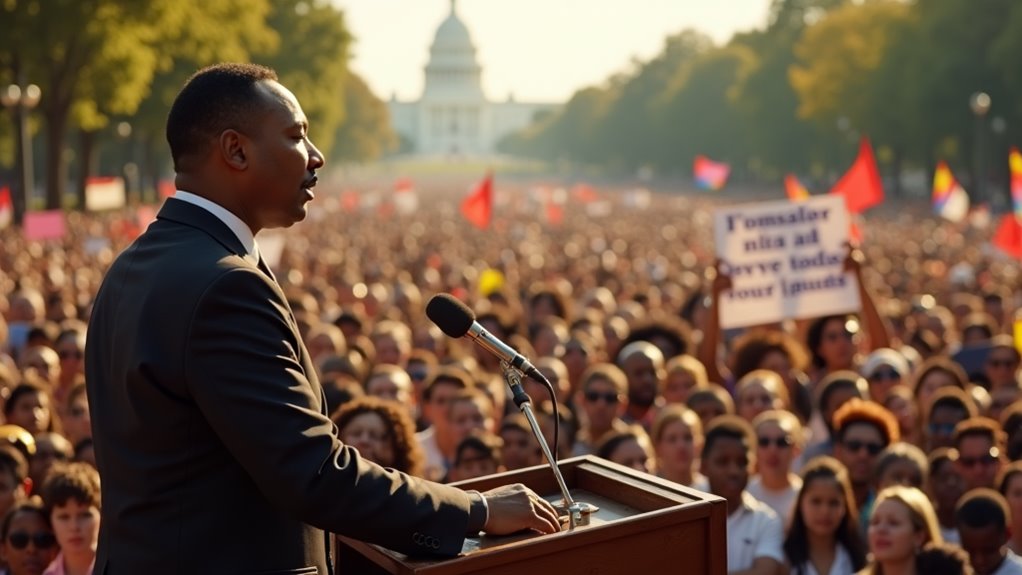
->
<box><xmin>545</xmin><ymin>200</ymin><xmax>563</xmax><ymax>226</ymax></box>
<box><xmin>460</xmin><ymin>173</ymin><xmax>493</xmax><ymax>229</ymax></box>
<box><xmin>0</xmin><ymin>186</ymin><xmax>12</xmax><ymax>229</ymax></box>
<box><xmin>340</xmin><ymin>190</ymin><xmax>360</xmax><ymax>213</ymax></box>
<box><xmin>993</xmin><ymin>214</ymin><xmax>1022</xmax><ymax>259</ymax></box>
<box><xmin>571</xmin><ymin>183</ymin><xmax>599</xmax><ymax>203</ymax></box>
<box><xmin>830</xmin><ymin>137</ymin><xmax>884</xmax><ymax>213</ymax></box>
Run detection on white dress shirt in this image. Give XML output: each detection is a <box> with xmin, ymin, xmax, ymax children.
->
<box><xmin>727</xmin><ymin>491</ymin><xmax>785</xmax><ymax>573</ymax></box>
<box><xmin>173</xmin><ymin>190</ymin><xmax>258</xmax><ymax>258</ymax></box>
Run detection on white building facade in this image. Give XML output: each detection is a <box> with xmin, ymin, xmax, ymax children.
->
<box><xmin>387</xmin><ymin>1</ymin><xmax>557</xmax><ymax>156</ymax></box>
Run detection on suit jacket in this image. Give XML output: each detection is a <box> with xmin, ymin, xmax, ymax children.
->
<box><xmin>85</xmin><ymin>198</ymin><xmax>477</xmax><ymax>574</ymax></box>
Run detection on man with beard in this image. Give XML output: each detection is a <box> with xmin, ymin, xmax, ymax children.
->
<box><xmin>703</xmin><ymin>416</ymin><xmax>783</xmax><ymax>575</ymax></box>
<box><xmin>832</xmin><ymin>398</ymin><xmax>900</xmax><ymax>531</ymax></box>
<box><xmin>616</xmin><ymin>341</ymin><xmax>666</xmax><ymax>430</ymax></box>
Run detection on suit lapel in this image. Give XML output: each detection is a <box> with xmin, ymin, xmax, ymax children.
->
<box><xmin>158</xmin><ymin>198</ymin><xmax>329</xmax><ymax>418</ymax></box>
<box><xmin>157</xmin><ymin>197</ymin><xmax>249</xmax><ymax>258</ymax></box>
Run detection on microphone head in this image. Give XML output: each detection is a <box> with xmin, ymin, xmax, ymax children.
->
<box><xmin>425</xmin><ymin>293</ymin><xmax>476</xmax><ymax>338</ymax></box>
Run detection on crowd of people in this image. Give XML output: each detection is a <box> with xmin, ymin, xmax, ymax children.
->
<box><xmin>0</xmin><ymin>182</ymin><xmax>1018</xmax><ymax>574</ymax></box>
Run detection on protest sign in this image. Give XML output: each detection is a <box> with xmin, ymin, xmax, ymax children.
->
<box><xmin>713</xmin><ymin>195</ymin><xmax>860</xmax><ymax>329</ymax></box>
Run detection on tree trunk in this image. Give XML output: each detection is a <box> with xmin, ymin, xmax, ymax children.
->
<box><xmin>43</xmin><ymin>101</ymin><xmax>69</xmax><ymax>210</ymax></box>
<box><xmin>75</xmin><ymin>130</ymin><xmax>97</xmax><ymax>210</ymax></box>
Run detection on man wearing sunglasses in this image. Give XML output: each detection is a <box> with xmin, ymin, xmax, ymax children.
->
<box><xmin>952</xmin><ymin>417</ymin><xmax>1005</xmax><ymax>491</ymax></box>
<box><xmin>573</xmin><ymin>364</ymin><xmax>630</xmax><ymax>457</ymax></box>
<box><xmin>832</xmin><ymin>398</ymin><xmax>900</xmax><ymax>531</ymax></box>
<box><xmin>860</xmin><ymin>348</ymin><xmax>909</xmax><ymax>403</ymax></box>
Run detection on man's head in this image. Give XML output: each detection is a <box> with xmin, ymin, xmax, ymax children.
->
<box><xmin>167</xmin><ymin>63</ymin><xmax>324</xmax><ymax>232</ymax></box>
<box><xmin>955</xmin><ymin>489</ymin><xmax>1011</xmax><ymax>575</ymax></box>
<box><xmin>420</xmin><ymin>367</ymin><xmax>472</xmax><ymax>434</ymax></box>
<box><xmin>448</xmin><ymin>433</ymin><xmax>502</xmax><ymax>483</ymax></box>
<box><xmin>832</xmin><ymin>399</ymin><xmax>899</xmax><ymax>487</ymax></box>
<box><xmin>926</xmin><ymin>387</ymin><xmax>978</xmax><ymax>451</ymax></box>
<box><xmin>579</xmin><ymin>364</ymin><xmax>628</xmax><ymax>433</ymax></box>
<box><xmin>952</xmin><ymin>417</ymin><xmax>1004</xmax><ymax>491</ymax></box>
<box><xmin>615</xmin><ymin>341</ymin><xmax>664</xmax><ymax>410</ymax></box>
<box><xmin>702</xmin><ymin>415</ymin><xmax>755</xmax><ymax>510</ymax></box>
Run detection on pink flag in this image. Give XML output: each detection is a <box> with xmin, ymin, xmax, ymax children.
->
<box><xmin>23</xmin><ymin>210</ymin><xmax>67</xmax><ymax>241</ymax></box>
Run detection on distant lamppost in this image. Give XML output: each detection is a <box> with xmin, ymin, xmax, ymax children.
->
<box><xmin>116</xmin><ymin>121</ymin><xmax>139</xmax><ymax>203</ymax></box>
<box><xmin>0</xmin><ymin>83</ymin><xmax>41</xmax><ymax>224</ymax></box>
<box><xmin>970</xmin><ymin>91</ymin><xmax>992</xmax><ymax>204</ymax></box>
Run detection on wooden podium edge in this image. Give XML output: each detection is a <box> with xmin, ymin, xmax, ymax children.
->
<box><xmin>337</xmin><ymin>455</ymin><xmax>728</xmax><ymax>574</ymax></box>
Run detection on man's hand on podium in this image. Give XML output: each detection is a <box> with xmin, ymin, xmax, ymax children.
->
<box><xmin>481</xmin><ymin>484</ymin><xmax>561</xmax><ymax>535</ymax></box>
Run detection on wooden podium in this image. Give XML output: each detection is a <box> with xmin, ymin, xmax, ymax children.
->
<box><xmin>336</xmin><ymin>455</ymin><xmax>727</xmax><ymax>574</ymax></box>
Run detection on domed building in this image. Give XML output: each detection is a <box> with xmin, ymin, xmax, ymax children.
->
<box><xmin>388</xmin><ymin>0</ymin><xmax>557</xmax><ymax>156</ymax></box>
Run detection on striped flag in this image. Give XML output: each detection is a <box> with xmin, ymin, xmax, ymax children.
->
<box><xmin>932</xmin><ymin>161</ymin><xmax>969</xmax><ymax>222</ymax></box>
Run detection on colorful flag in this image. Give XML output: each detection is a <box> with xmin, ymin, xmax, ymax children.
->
<box><xmin>784</xmin><ymin>174</ymin><xmax>810</xmax><ymax>202</ymax></box>
<box><xmin>460</xmin><ymin>173</ymin><xmax>493</xmax><ymax>229</ymax></box>
<box><xmin>0</xmin><ymin>186</ymin><xmax>12</xmax><ymax>230</ymax></box>
<box><xmin>1010</xmin><ymin>147</ymin><xmax>1022</xmax><ymax>219</ymax></box>
<box><xmin>694</xmin><ymin>156</ymin><xmax>730</xmax><ymax>191</ymax></box>
<box><xmin>932</xmin><ymin>161</ymin><xmax>970</xmax><ymax>222</ymax></box>
<box><xmin>993</xmin><ymin>214</ymin><xmax>1022</xmax><ymax>259</ymax></box>
<box><xmin>830</xmin><ymin>137</ymin><xmax>884</xmax><ymax>214</ymax></box>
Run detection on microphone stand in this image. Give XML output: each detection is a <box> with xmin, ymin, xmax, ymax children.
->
<box><xmin>501</xmin><ymin>362</ymin><xmax>597</xmax><ymax>529</ymax></box>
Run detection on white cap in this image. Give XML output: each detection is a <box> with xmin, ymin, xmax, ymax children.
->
<box><xmin>861</xmin><ymin>348</ymin><xmax>910</xmax><ymax>379</ymax></box>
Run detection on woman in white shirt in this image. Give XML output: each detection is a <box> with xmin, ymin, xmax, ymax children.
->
<box><xmin>783</xmin><ymin>456</ymin><xmax>867</xmax><ymax>575</ymax></box>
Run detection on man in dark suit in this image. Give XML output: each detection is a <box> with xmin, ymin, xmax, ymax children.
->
<box><xmin>84</xmin><ymin>63</ymin><xmax>559</xmax><ymax>574</ymax></box>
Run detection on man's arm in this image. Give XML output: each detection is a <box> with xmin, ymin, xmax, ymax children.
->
<box><xmin>184</xmin><ymin>268</ymin><xmax>555</xmax><ymax>556</ymax></box>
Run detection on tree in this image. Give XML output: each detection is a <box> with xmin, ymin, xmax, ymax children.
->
<box><xmin>331</xmin><ymin>72</ymin><xmax>396</xmax><ymax>163</ymax></box>
<box><xmin>652</xmin><ymin>45</ymin><xmax>757</xmax><ymax>175</ymax></box>
<box><xmin>127</xmin><ymin>0</ymin><xmax>277</xmax><ymax>200</ymax></box>
<box><xmin>262</xmin><ymin>0</ymin><xmax>351</xmax><ymax>158</ymax></box>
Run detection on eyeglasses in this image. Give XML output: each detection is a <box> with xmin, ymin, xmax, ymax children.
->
<box><xmin>584</xmin><ymin>391</ymin><xmax>619</xmax><ymax>404</ymax></box>
<box><xmin>58</xmin><ymin>350</ymin><xmax>83</xmax><ymax>360</ymax></box>
<box><xmin>7</xmin><ymin>531</ymin><xmax>56</xmax><ymax>550</ymax></box>
<box><xmin>757</xmin><ymin>436</ymin><xmax>793</xmax><ymax>449</ymax></box>
<box><xmin>868</xmin><ymin>369</ymin><xmax>900</xmax><ymax>382</ymax></box>
<box><xmin>956</xmin><ymin>447</ymin><xmax>1000</xmax><ymax>468</ymax></box>
<box><xmin>842</xmin><ymin>439</ymin><xmax>884</xmax><ymax>456</ymax></box>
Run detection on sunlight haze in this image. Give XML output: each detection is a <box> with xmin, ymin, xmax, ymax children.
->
<box><xmin>330</xmin><ymin>0</ymin><xmax>773</xmax><ymax>103</ymax></box>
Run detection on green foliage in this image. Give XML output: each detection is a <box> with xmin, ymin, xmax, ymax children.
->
<box><xmin>332</xmin><ymin>72</ymin><xmax>397</xmax><ymax>163</ymax></box>
<box><xmin>0</xmin><ymin>0</ymin><xmax>391</xmax><ymax>205</ymax></box>
<box><xmin>503</xmin><ymin>0</ymin><xmax>1022</xmax><ymax>189</ymax></box>
<box><xmin>261</xmin><ymin>0</ymin><xmax>351</xmax><ymax>157</ymax></box>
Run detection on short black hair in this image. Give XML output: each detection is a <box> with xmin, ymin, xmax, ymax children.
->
<box><xmin>166</xmin><ymin>63</ymin><xmax>278</xmax><ymax>170</ymax></box>
<box><xmin>703</xmin><ymin>415</ymin><xmax>754</xmax><ymax>459</ymax></box>
<box><xmin>454</xmin><ymin>433</ymin><xmax>502</xmax><ymax>467</ymax></box>
<box><xmin>0</xmin><ymin>445</ymin><xmax>27</xmax><ymax>484</ymax></box>
<box><xmin>955</xmin><ymin>488</ymin><xmax>1009</xmax><ymax>530</ymax></box>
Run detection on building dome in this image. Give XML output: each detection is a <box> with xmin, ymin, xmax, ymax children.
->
<box><xmin>422</xmin><ymin>0</ymin><xmax>484</xmax><ymax>101</ymax></box>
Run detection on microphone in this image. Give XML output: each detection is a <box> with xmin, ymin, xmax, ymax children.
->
<box><xmin>425</xmin><ymin>293</ymin><xmax>549</xmax><ymax>386</ymax></box>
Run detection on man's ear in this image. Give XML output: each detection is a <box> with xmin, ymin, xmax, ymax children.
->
<box><xmin>219</xmin><ymin>129</ymin><xmax>248</xmax><ymax>170</ymax></box>
<box><xmin>20</xmin><ymin>476</ymin><xmax>32</xmax><ymax>498</ymax></box>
